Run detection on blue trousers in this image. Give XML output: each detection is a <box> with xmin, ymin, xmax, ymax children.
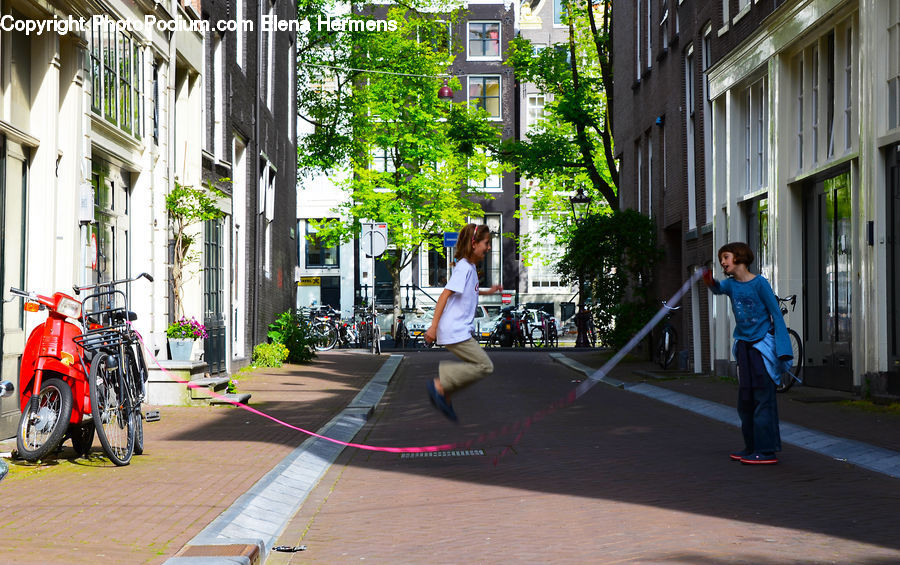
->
<box><xmin>735</xmin><ymin>340</ymin><xmax>781</xmax><ymax>453</ymax></box>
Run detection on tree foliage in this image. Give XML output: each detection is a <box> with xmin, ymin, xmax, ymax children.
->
<box><xmin>502</xmin><ymin>0</ymin><xmax>617</xmax><ymax>270</ymax></box>
<box><xmin>557</xmin><ymin>210</ymin><xmax>661</xmax><ymax>348</ymax></box>
<box><xmin>297</xmin><ymin>3</ymin><xmax>504</xmax><ymax>320</ymax></box>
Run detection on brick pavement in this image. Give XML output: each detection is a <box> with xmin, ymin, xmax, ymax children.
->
<box><xmin>269</xmin><ymin>351</ymin><xmax>900</xmax><ymax>564</ymax></box>
<box><xmin>0</xmin><ymin>351</ymin><xmax>387</xmax><ymax>565</ymax></box>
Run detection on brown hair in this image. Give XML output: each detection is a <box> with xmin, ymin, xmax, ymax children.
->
<box><xmin>717</xmin><ymin>242</ymin><xmax>755</xmax><ymax>265</ymax></box>
<box><xmin>455</xmin><ymin>223</ymin><xmax>492</xmax><ymax>261</ymax></box>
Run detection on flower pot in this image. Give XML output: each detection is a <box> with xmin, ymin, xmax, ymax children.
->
<box><xmin>169</xmin><ymin>338</ymin><xmax>194</xmax><ymax>361</ymax></box>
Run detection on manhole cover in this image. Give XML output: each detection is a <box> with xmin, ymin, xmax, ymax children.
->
<box><xmin>400</xmin><ymin>449</ymin><xmax>485</xmax><ymax>459</ymax></box>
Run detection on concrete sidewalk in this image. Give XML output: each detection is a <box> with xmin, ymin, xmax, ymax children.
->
<box><xmin>0</xmin><ymin>350</ymin><xmax>391</xmax><ymax>565</ymax></box>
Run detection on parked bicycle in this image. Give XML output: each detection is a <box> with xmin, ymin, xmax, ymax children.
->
<box><xmin>72</xmin><ymin>273</ymin><xmax>154</xmax><ymax>466</ymax></box>
<box><xmin>657</xmin><ymin>301</ymin><xmax>680</xmax><ymax>369</ymax></box>
<box><xmin>775</xmin><ymin>294</ymin><xmax>804</xmax><ymax>393</ymax></box>
<box><xmin>309</xmin><ymin>305</ymin><xmax>340</xmax><ymax>351</ymax></box>
<box><xmin>528</xmin><ymin>310</ymin><xmax>559</xmax><ymax>348</ymax></box>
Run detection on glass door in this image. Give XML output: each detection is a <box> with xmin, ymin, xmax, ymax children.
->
<box><xmin>804</xmin><ymin>169</ymin><xmax>853</xmax><ymax>391</ymax></box>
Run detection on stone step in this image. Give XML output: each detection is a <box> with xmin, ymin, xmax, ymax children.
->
<box><xmin>189</xmin><ymin>376</ymin><xmax>230</xmax><ymax>400</ymax></box>
<box><xmin>209</xmin><ymin>392</ymin><xmax>251</xmax><ymax>406</ymax></box>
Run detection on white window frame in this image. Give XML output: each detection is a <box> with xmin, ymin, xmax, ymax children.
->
<box><xmin>467</xmin><ymin>21</ymin><xmax>501</xmax><ymax>61</ymax></box>
<box><xmin>213</xmin><ymin>32</ymin><xmax>224</xmax><ymax>159</ymax></box>
<box><xmin>685</xmin><ymin>45</ymin><xmax>697</xmax><ymax>230</ymax></box>
<box><xmin>235</xmin><ymin>0</ymin><xmax>244</xmax><ymax>69</ymax></box>
<box><xmin>468</xmin><ymin>75</ymin><xmax>502</xmax><ymax>120</ymax></box>
<box><xmin>526</xmin><ymin>93</ymin><xmax>546</xmax><ymax>129</ymax></box>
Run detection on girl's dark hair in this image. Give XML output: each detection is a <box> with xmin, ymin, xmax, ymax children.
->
<box><xmin>717</xmin><ymin>242</ymin><xmax>755</xmax><ymax>265</ymax></box>
<box><xmin>455</xmin><ymin>223</ymin><xmax>492</xmax><ymax>261</ymax></box>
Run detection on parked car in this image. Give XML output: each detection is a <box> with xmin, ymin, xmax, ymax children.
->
<box><xmin>407</xmin><ymin>305</ymin><xmax>491</xmax><ymax>343</ymax></box>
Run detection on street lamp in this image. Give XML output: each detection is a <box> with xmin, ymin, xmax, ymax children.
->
<box><xmin>569</xmin><ymin>186</ymin><xmax>593</xmax><ymax>347</ymax></box>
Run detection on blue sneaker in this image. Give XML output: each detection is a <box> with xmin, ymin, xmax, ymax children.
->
<box><xmin>427</xmin><ymin>380</ymin><xmax>458</xmax><ymax>422</ymax></box>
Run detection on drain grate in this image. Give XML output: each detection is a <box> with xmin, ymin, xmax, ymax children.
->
<box><xmin>401</xmin><ymin>449</ymin><xmax>485</xmax><ymax>459</ymax></box>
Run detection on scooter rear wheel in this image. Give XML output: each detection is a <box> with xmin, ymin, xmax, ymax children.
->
<box><xmin>70</xmin><ymin>422</ymin><xmax>95</xmax><ymax>457</ymax></box>
<box><xmin>89</xmin><ymin>353</ymin><xmax>135</xmax><ymax>466</ymax></box>
<box><xmin>16</xmin><ymin>377</ymin><xmax>73</xmax><ymax>462</ymax></box>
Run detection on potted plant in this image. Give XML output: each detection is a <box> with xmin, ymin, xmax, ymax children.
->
<box><xmin>166</xmin><ymin>317</ymin><xmax>208</xmax><ymax>361</ymax></box>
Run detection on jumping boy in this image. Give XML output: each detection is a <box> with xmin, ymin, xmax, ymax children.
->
<box><xmin>424</xmin><ymin>223</ymin><xmax>502</xmax><ymax>421</ymax></box>
<box><xmin>702</xmin><ymin>242</ymin><xmax>793</xmax><ymax>465</ymax></box>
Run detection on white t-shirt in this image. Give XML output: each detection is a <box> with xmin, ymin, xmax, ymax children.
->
<box><xmin>437</xmin><ymin>258</ymin><xmax>479</xmax><ymax>345</ymax></box>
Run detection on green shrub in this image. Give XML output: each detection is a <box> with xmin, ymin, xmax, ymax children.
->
<box><xmin>252</xmin><ymin>342</ymin><xmax>289</xmax><ymax>367</ymax></box>
<box><xmin>267</xmin><ymin>310</ymin><xmax>317</xmax><ymax>363</ymax></box>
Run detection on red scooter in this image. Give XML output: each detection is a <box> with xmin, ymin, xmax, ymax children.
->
<box><xmin>10</xmin><ymin>286</ymin><xmax>95</xmax><ymax>461</ymax></box>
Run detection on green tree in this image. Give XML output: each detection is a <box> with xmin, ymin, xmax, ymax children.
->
<box><xmin>557</xmin><ymin>210</ymin><xmax>661</xmax><ymax>348</ymax></box>
<box><xmin>165</xmin><ymin>180</ymin><xmax>227</xmax><ymax>318</ymax></box>
<box><xmin>297</xmin><ymin>4</ymin><xmax>504</xmax><ymax>325</ymax></box>
<box><xmin>503</xmin><ymin>0</ymin><xmax>616</xmax><ymax>269</ymax></box>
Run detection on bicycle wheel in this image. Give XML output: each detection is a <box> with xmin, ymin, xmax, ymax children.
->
<box><xmin>89</xmin><ymin>353</ymin><xmax>135</xmax><ymax>466</ymax></box>
<box><xmin>548</xmin><ymin>325</ymin><xmax>559</xmax><ymax>348</ymax></box>
<box><xmin>312</xmin><ymin>321</ymin><xmax>338</xmax><ymax>351</ymax></box>
<box><xmin>777</xmin><ymin>329</ymin><xmax>804</xmax><ymax>393</ymax></box>
<box><xmin>125</xmin><ymin>349</ymin><xmax>145</xmax><ymax>455</ymax></box>
<box><xmin>16</xmin><ymin>378</ymin><xmax>73</xmax><ymax>462</ymax></box>
<box><xmin>658</xmin><ymin>326</ymin><xmax>677</xmax><ymax>369</ymax></box>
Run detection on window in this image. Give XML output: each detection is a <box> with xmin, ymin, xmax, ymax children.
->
<box><xmin>266</xmin><ymin>1</ymin><xmax>274</xmax><ymax>109</ymax></box>
<box><xmin>826</xmin><ymin>31</ymin><xmax>835</xmax><ymax>157</ymax></box>
<box><xmin>468</xmin><ymin>22</ymin><xmax>500</xmax><ymax>59</ymax></box>
<box><xmin>471</xmin><ymin>171</ymin><xmax>502</xmax><ymax>193</ymax></box>
<box><xmin>659</xmin><ymin>0</ymin><xmax>669</xmax><ymax>49</ymax></box>
<box><xmin>235</xmin><ymin>0</ymin><xmax>244</xmax><ymax>69</ymax></box>
<box><xmin>685</xmin><ymin>46</ymin><xmax>697</xmax><ymax>229</ymax></box>
<box><xmin>745</xmin><ymin>197</ymin><xmax>770</xmax><ymax>279</ymax></box>
<box><xmin>635</xmin><ymin>0</ymin><xmax>642</xmax><ymax>80</ymax></box>
<box><xmin>795</xmin><ymin>54</ymin><xmax>804</xmax><ymax>170</ymax></box>
<box><xmin>812</xmin><ymin>45</ymin><xmax>819</xmax><ymax>164</ymax></box>
<box><xmin>90</xmin><ymin>18</ymin><xmax>142</xmax><ymax>138</ymax></box>
<box><xmin>646</xmin><ymin>0</ymin><xmax>652</xmax><ymax>69</ymax></box>
<box><xmin>424</xmin><ymin>240</ymin><xmax>448</xmax><ymax>287</ymax></box>
<box><xmin>721</xmin><ymin>0</ymin><xmax>729</xmax><ymax>27</ymax></box>
<box><xmin>526</xmin><ymin>94</ymin><xmax>546</xmax><ymax>129</ymax></box>
<box><xmin>742</xmin><ymin>77</ymin><xmax>767</xmax><ymax>193</ymax></box>
<box><xmin>843</xmin><ymin>27</ymin><xmax>852</xmax><ymax>150</ymax></box>
<box><xmin>418</xmin><ymin>20</ymin><xmax>451</xmax><ymax>52</ymax></box>
<box><xmin>531</xmin><ymin>216</ymin><xmax>562</xmax><ymax>288</ymax></box>
<box><xmin>702</xmin><ymin>25</ymin><xmax>713</xmax><ymax>225</ymax></box>
<box><xmin>468</xmin><ymin>76</ymin><xmax>501</xmax><ymax>118</ymax></box>
<box><xmin>371</xmin><ymin>147</ymin><xmax>396</xmax><ymax>173</ymax></box>
<box><xmin>636</xmin><ymin>137</ymin><xmax>643</xmax><ymax>214</ymax></box>
<box><xmin>152</xmin><ymin>62</ymin><xmax>160</xmax><ymax>143</ymax></box>
<box><xmin>306</xmin><ymin>221</ymin><xmax>339</xmax><ymax>268</ymax></box>
<box><xmin>476</xmin><ymin>214</ymin><xmax>501</xmax><ymax>287</ymax></box>
<box><xmin>890</xmin><ymin>1</ymin><xmax>900</xmax><ymax>130</ymax></box>
<box><xmin>553</xmin><ymin>0</ymin><xmax>566</xmax><ymax>26</ymax></box>
<box><xmin>213</xmin><ymin>32</ymin><xmax>224</xmax><ymax>158</ymax></box>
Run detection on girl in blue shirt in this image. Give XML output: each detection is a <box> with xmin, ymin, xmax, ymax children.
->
<box><xmin>703</xmin><ymin>242</ymin><xmax>793</xmax><ymax>465</ymax></box>
<box><xmin>425</xmin><ymin>223</ymin><xmax>502</xmax><ymax>421</ymax></box>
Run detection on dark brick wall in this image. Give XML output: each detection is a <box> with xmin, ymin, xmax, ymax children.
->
<box><xmin>202</xmin><ymin>0</ymin><xmax>298</xmax><ymax>356</ymax></box>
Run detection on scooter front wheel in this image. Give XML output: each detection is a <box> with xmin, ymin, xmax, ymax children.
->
<box><xmin>89</xmin><ymin>353</ymin><xmax>135</xmax><ymax>466</ymax></box>
<box><xmin>16</xmin><ymin>377</ymin><xmax>73</xmax><ymax>462</ymax></box>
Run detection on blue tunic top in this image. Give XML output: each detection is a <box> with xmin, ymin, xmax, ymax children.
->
<box><xmin>709</xmin><ymin>275</ymin><xmax>793</xmax><ymax>361</ymax></box>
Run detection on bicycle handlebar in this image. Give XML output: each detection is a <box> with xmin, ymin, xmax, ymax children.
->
<box><xmin>73</xmin><ymin>272</ymin><xmax>153</xmax><ymax>295</ymax></box>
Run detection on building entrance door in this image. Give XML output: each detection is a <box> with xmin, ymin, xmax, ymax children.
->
<box><xmin>204</xmin><ymin>219</ymin><xmax>226</xmax><ymax>375</ymax></box>
<box><xmin>888</xmin><ymin>144</ymin><xmax>900</xmax><ymax>371</ymax></box>
<box><xmin>0</xmin><ymin>137</ymin><xmax>29</xmax><ymax>439</ymax></box>
<box><xmin>803</xmin><ymin>169</ymin><xmax>853</xmax><ymax>391</ymax></box>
